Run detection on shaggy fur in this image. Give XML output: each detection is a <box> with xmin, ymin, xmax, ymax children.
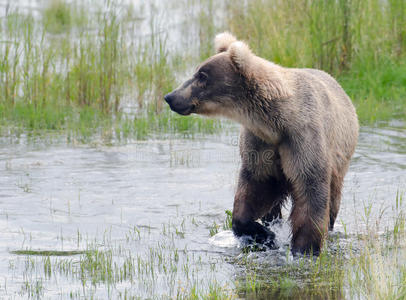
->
<box><xmin>164</xmin><ymin>32</ymin><xmax>359</xmax><ymax>255</ymax></box>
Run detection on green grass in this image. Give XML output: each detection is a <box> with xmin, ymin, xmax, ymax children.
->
<box><xmin>209</xmin><ymin>210</ymin><xmax>233</xmax><ymax>237</ymax></box>
<box><xmin>226</xmin><ymin>0</ymin><xmax>406</xmax><ymax>125</ymax></box>
<box><xmin>339</xmin><ymin>59</ymin><xmax>406</xmax><ymax>123</ymax></box>
<box><xmin>0</xmin><ymin>1</ymin><xmax>221</xmax><ymax>142</ymax></box>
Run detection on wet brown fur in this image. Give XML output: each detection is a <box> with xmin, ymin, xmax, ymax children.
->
<box><xmin>164</xmin><ymin>32</ymin><xmax>359</xmax><ymax>254</ymax></box>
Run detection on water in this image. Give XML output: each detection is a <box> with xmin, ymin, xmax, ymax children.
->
<box><xmin>0</xmin><ymin>123</ymin><xmax>404</xmax><ymax>298</ymax></box>
<box><xmin>0</xmin><ymin>0</ymin><xmax>221</xmax><ymax>55</ymax></box>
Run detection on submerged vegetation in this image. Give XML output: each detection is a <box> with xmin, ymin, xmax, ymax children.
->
<box><xmin>226</xmin><ymin>0</ymin><xmax>406</xmax><ymax>124</ymax></box>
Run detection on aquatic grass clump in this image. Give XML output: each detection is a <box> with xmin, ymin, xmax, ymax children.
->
<box><xmin>0</xmin><ymin>1</ymin><xmax>222</xmax><ymax>142</ymax></box>
<box><xmin>209</xmin><ymin>210</ymin><xmax>233</xmax><ymax>237</ymax></box>
<box><xmin>11</xmin><ymin>219</ymin><xmax>235</xmax><ymax>299</ymax></box>
<box><xmin>233</xmin><ymin>243</ymin><xmax>346</xmax><ymax>299</ymax></box>
<box><xmin>346</xmin><ymin>191</ymin><xmax>406</xmax><ymax>299</ymax></box>
<box><xmin>226</xmin><ymin>0</ymin><xmax>406</xmax><ymax>125</ymax></box>
<box><xmin>1</xmin><ymin>6</ymin><xmax>126</xmax><ymax>112</ymax></box>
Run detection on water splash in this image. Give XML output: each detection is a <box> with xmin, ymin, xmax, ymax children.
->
<box><xmin>209</xmin><ymin>230</ymin><xmax>238</xmax><ymax>248</ymax></box>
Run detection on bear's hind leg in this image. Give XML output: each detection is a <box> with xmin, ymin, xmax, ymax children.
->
<box><xmin>290</xmin><ymin>197</ymin><xmax>329</xmax><ymax>256</ymax></box>
<box><xmin>279</xmin><ymin>142</ymin><xmax>331</xmax><ymax>256</ymax></box>
<box><xmin>261</xmin><ymin>177</ymin><xmax>288</xmax><ymax>226</ymax></box>
<box><xmin>289</xmin><ymin>175</ymin><xmax>330</xmax><ymax>255</ymax></box>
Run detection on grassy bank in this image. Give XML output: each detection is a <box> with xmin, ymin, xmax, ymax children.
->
<box><xmin>226</xmin><ymin>0</ymin><xmax>406</xmax><ymax>125</ymax></box>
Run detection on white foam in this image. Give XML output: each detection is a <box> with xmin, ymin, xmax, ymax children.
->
<box><xmin>209</xmin><ymin>230</ymin><xmax>239</xmax><ymax>248</ymax></box>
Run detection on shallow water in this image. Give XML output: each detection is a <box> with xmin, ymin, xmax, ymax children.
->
<box><xmin>0</xmin><ymin>122</ymin><xmax>404</xmax><ymax>298</ymax></box>
<box><xmin>0</xmin><ymin>0</ymin><xmax>222</xmax><ymax>55</ymax></box>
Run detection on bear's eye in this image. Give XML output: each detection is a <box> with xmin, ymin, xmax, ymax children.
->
<box><xmin>197</xmin><ymin>71</ymin><xmax>208</xmax><ymax>82</ymax></box>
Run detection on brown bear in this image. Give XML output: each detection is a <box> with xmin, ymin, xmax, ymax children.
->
<box><xmin>164</xmin><ymin>32</ymin><xmax>359</xmax><ymax>255</ymax></box>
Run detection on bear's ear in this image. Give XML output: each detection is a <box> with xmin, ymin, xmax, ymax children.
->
<box><xmin>228</xmin><ymin>41</ymin><xmax>253</xmax><ymax>74</ymax></box>
<box><xmin>214</xmin><ymin>32</ymin><xmax>237</xmax><ymax>53</ymax></box>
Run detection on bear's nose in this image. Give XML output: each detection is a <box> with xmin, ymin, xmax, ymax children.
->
<box><xmin>164</xmin><ymin>93</ymin><xmax>173</xmax><ymax>105</ymax></box>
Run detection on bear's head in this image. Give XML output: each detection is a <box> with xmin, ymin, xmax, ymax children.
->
<box><xmin>164</xmin><ymin>32</ymin><xmax>290</xmax><ymax>121</ymax></box>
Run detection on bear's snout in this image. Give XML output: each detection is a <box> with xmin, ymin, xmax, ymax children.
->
<box><xmin>164</xmin><ymin>92</ymin><xmax>195</xmax><ymax>116</ymax></box>
<box><xmin>164</xmin><ymin>93</ymin><xmax>174</xmax><ymax>105</ymax></box>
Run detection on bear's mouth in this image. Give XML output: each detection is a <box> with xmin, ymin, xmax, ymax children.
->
<box><xmin>170</xmin><ymin>104</ymin><xmax>196</xmax><ymax>116</ymax></box>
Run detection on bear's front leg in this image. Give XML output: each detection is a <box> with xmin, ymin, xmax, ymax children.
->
<box><xmin>232</xmin><ymin>168</ymin><xmax>278</xmax><ymax>247</ymax></box>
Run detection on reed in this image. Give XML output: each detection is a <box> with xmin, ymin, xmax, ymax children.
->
<box><xmin>0</xmin><ymin>1</ymin><xmax>221</xmax><ymax>141</ymax></box>
<box><xmin>226</xmin><ymin>0</ymin><xmax>406</xmax><ymax>125</ymax></box>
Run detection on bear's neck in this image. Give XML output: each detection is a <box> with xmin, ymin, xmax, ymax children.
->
<box><xmin>242</xmin><ymin>116</ymin><xmax>281</xmax><ymax>145</ymax></box>
<box><xmin>235</xmin><ymin>98</ymin><xmax>283</xmax><ymax>145</ymax></box>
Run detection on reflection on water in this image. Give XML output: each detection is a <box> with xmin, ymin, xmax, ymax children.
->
<box><xmin>0</xmin><ymin>123</ymin><xmax>404</xmax><ymax>297</ymax></box>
